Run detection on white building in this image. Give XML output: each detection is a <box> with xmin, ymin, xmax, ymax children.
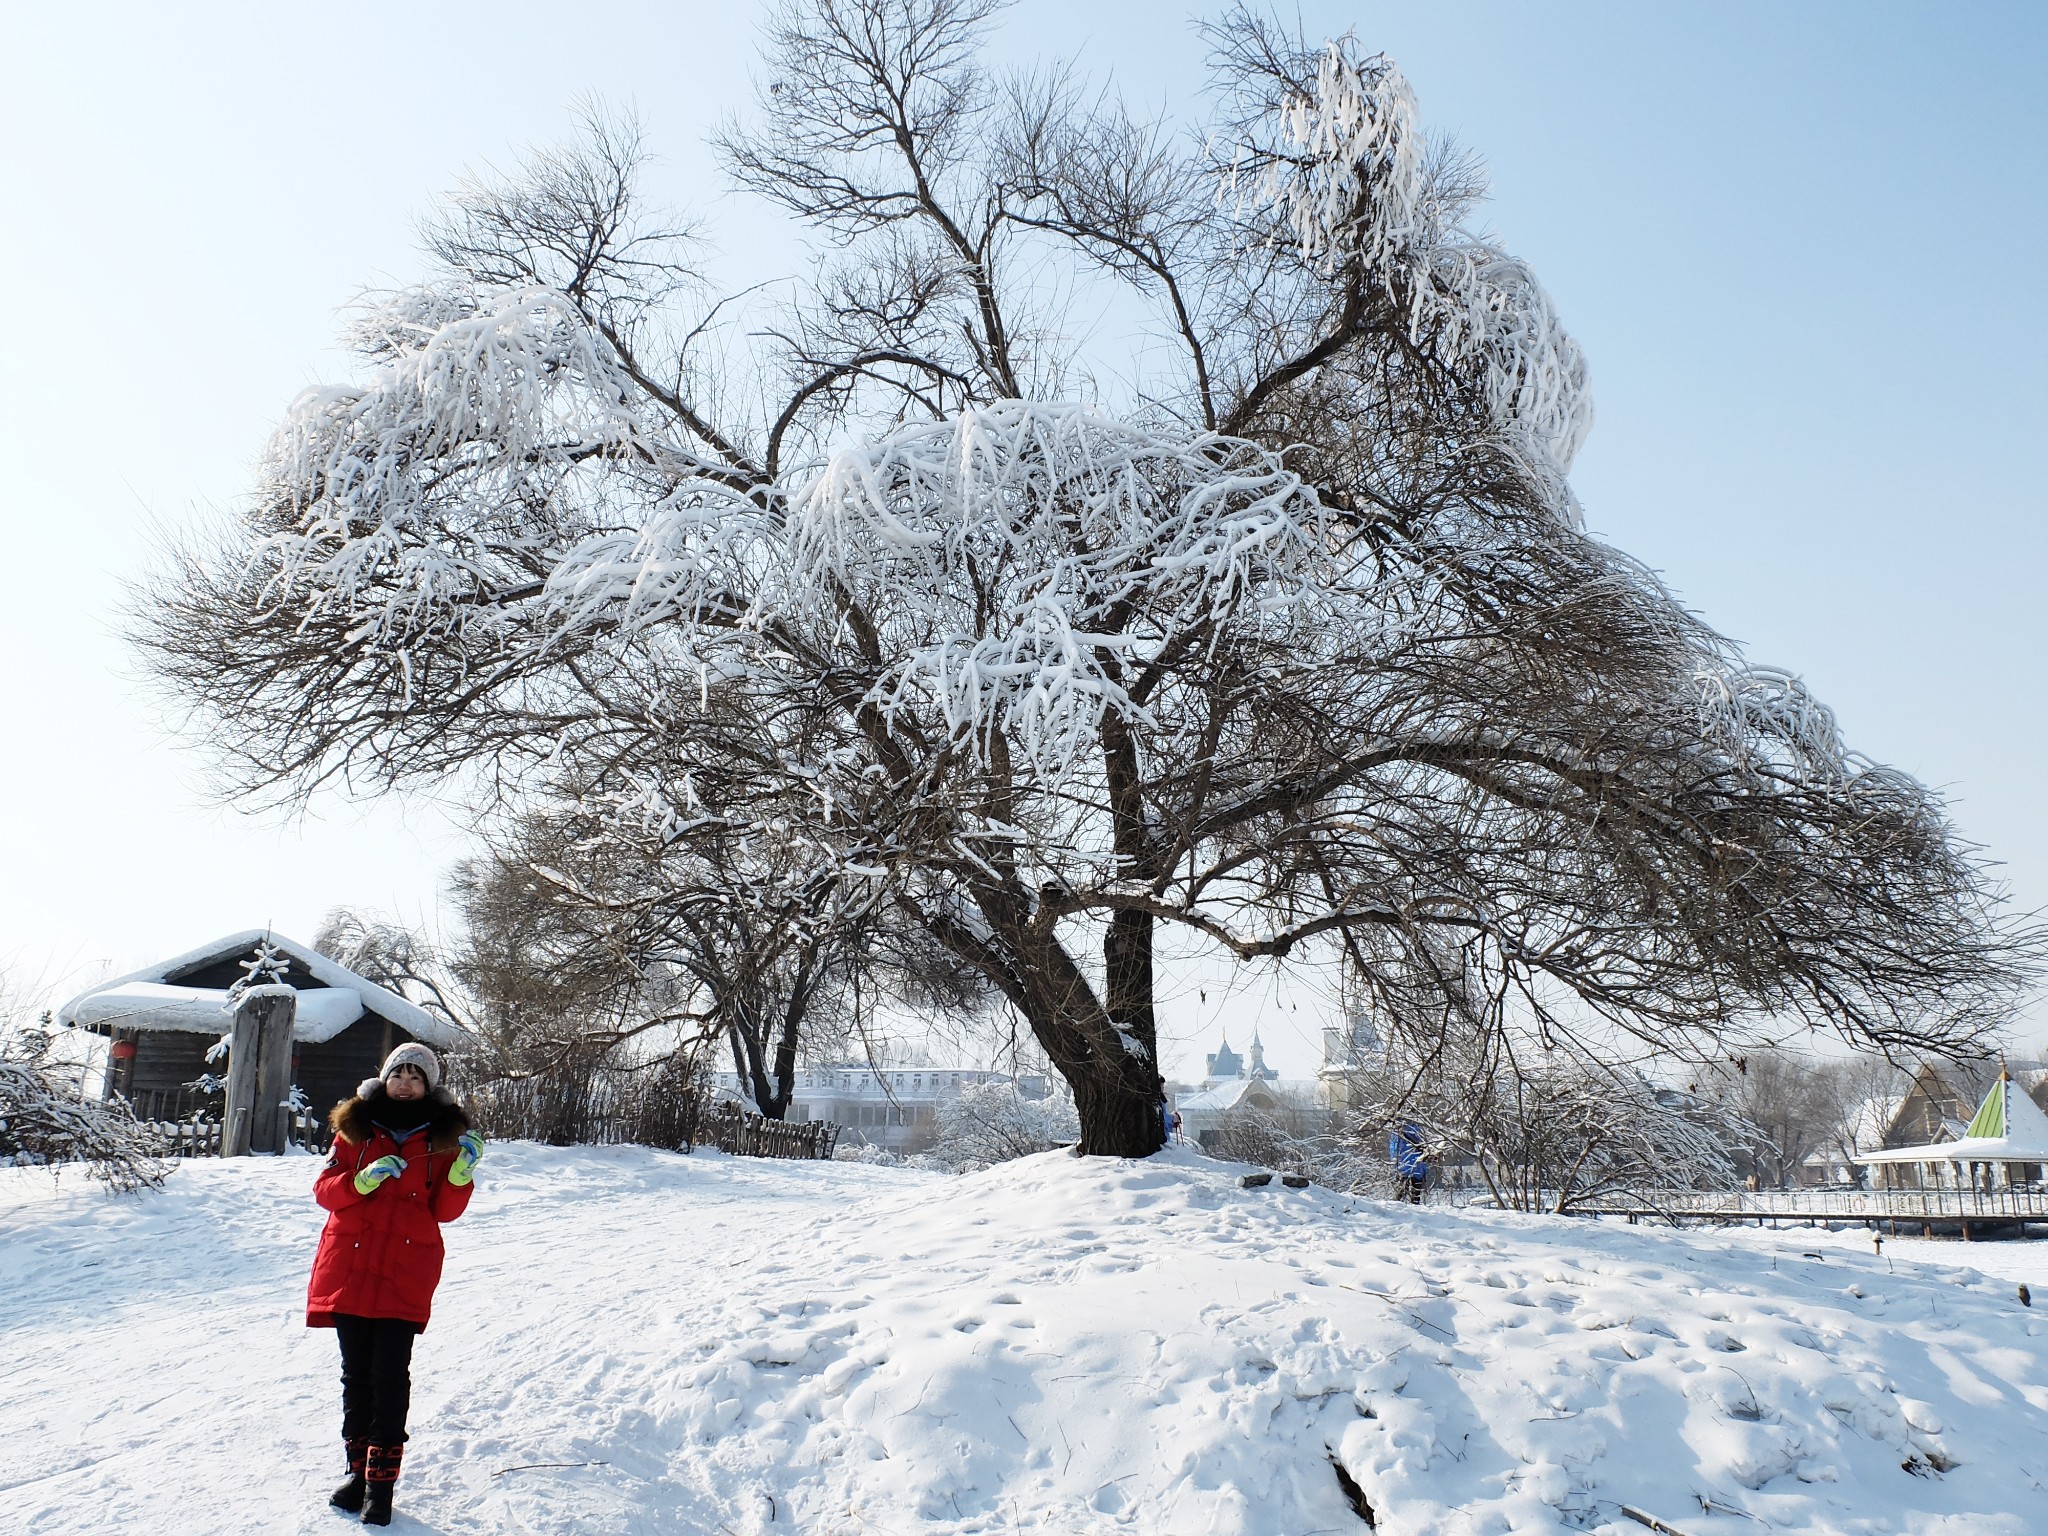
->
<box><xmin>711</xmin><ymin>1065</ymin><xmax>1050</xmax><ymax>1156</ymax></box>
<box><xmin>1316</xmin><ymin>1008</ymin><xmax>1383</xmax><ymax>1113</ymax></box>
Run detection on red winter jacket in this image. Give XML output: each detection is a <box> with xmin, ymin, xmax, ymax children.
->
<box><xmin>307</xmin><ymin>1088</ymin><xmax>474</xmax><ymax>1330</ymax></box>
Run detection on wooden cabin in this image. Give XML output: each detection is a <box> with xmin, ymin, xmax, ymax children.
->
<box><xmin>58</xmin><ymin>931</ymin><xmax>465</xmax><ymax>1130</ymax></box>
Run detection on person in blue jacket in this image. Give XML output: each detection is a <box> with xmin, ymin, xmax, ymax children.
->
<box><xmin>1389</xmin><ymin>1124</ymin><xmax>1428</xmax><ymax>1203</ymax></box>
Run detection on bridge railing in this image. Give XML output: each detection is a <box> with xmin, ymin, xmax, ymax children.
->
<box><xmin>1572</xmin><ymin>1186</ymin><xmax>2048</xmax><ymax>1220</ymax></box>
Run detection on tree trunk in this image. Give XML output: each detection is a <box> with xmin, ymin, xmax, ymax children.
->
<box><xmin>1071</xmin><ymin>1065</ymin><xmax>1167</xmax><ymax>1158</ymax></box>
<box><xmin>1081</xmin><ymin>907</ymin><xmax>1166</xmax><ymax>1157</ymax></box>
<box><xmin>730</xmin><ymin>1007</ymin><xmax>793</xmax><ymax>1120</ymax></box>
<box><xmin>220</xmin><ymin>1003</ymin><xmax>262</xmax><ymax>1157</ymax></box>
<box><xmin>933</xmin><ymin>895</ymin><xmax>1166</xmax><ymax>1158</ymax></box>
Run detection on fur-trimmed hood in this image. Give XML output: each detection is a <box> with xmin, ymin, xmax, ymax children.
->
<box><xmin>329</xmin><ymin>1083</ymin><xmax>471</xmax><ymax>1153</ymax></box>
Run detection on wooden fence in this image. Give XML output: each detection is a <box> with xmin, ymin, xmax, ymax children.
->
<box><xmin>125</xmin><ymin>1086</ymin><xmax>331</xmax><ymax>1158</ymax></box>
<box><xmin>462</xmin><ymin>1073</ymin><xmax>703</xmax><ymax>1151</ymax></box>
<box><xmin>704</xmin><ymin>1102</ymin><xmax>841</xmax><ymax>1161</ymax></box>
<box><xmin>127</xmin><ymin>1086</ymin><xmax>223</xmax><ymax>1160</ymax></box>
<box><xmin>462</xmin><ymin>1076</ymin><xmax>838</xmax><ymax>1160</ymax></box>
<box><xmin>119</xmin><ymin>1077</ymin><xmax>839</xmax><ymax>1163</ymax></box>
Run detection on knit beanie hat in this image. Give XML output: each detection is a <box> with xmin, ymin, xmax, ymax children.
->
<box><xmin>355</xmin><ymin>1042</ymin><xmax>443</xmax><ymax>1100</ymax></box>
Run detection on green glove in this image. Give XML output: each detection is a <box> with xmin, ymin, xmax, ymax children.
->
<box><xmin>448</xmin><ymin>1131</ymin><xmax>484</xmax><ymax>1187</ymax></box>
<box><xmin>353</xmin><ymin>1154</ymin><xmax>406</xmax><ymax>1196</ymax></box>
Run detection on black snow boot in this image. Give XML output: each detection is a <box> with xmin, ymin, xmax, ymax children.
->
<box><xmin>361</xmin><ymin>1443</ymin><xmax>403</xmax><ymax>1526</ymax></box>
<box><xmin>329</xmin><ymin>1439</ymin><xmax>368</xmax><ymax>1514</ymax></box>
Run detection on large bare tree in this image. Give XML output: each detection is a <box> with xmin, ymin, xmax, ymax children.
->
<box><xmin>139</xmin><ymin>1</ymin><xmax>2037</xmax><ymax>1156</ymax></box>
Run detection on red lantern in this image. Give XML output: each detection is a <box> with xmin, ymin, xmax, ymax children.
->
<box><xmin>110</xmin><ymin>1039</ymin><xmax>138</xmax><ymax>1061</ymax></box>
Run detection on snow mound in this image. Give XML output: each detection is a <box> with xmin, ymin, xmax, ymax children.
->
<box><xmin>3</xmin><ymin>1144</ymin><xmax>2043</xmax><ymax>1534</ymax></box>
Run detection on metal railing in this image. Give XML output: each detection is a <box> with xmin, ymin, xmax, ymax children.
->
<box><xmin>1574</xmin><ymin>1186</ymin><xmax>2048</xmax><ymax>1220</ymax></box>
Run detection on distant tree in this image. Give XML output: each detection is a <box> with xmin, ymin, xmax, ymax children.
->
<box><xmin>1350</xmin><ymin>1029</ymin><xmax>1751</xmax><ymax>1214</ymax></box>
<box><xmin>925</xmin><ymin>1079</ymin><xmax>1079</xmax><ymax>1170</ymax></box>
<box><xmin>139</xmin><ymin>0</ymin><xmax>2040</xmax><ymax>1158</ymax></box>
<box><xmin>1693</xmin><ymin>1048</ymin><xmax>1911</xmax><ymax>1189</ymax></box>
<box><xmin>1696</xmin><ymin>1050</ymin><xmax>1830</xmax><ymax>1188</ymax></box>
<box><xmin>1816</xmin><ymin>1053</ymin><xmax>1910</xmax><ymax>1186</ymax></box>
<box><xmin>312</xmin><ymin>907</ymin><xmax>465</xmax><ymax>1027</ymax></box>
<box><xmin>444</xmin><ymin>843</ymin><xmax>685</xmax><ymax>1075</ymax></box>
<box><xmin>452</xmin><ymin>791</ymin><xmax>993</xmax><ymax>1117</ymax></box>
<box><xmin>1210</xmin><ymin>1085</ymin><xmax>1331</xmax><ymax>1159</ymax></box>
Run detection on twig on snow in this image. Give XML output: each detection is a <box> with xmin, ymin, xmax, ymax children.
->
<box><xmin>490</xmin><ymin>1460</ymin><xmax>612</xmax><ymax>1477</ymax></box>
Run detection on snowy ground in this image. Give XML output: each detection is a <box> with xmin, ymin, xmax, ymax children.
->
<box><xmin>4</xmin><ymin>1146</ymin><xmax>2044</xmax><ymax>1535</ymax></box>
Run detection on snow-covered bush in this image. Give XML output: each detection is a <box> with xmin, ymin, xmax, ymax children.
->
<box><xmin>923</xmin><ymin>1081</ymin><xmax>1079</xmax><ymax>1173</ymax></box>
<box><xmin>1347</xmin><ymin>1036</ymin><xmax>1751</xmax><ymax>1214</ymax></box>
<box><xmin>1208</xmin><ymin>1100</ymin><xmax>1399</xmax><ymax>1196</ymax></box>
<box><xmin>0</xmin><ymin>1016</ymin><xmax>168</xmax><ymax>1192</ymax></box>
<box><xmin>834</xmin><ymin>1141</ymin><xmax>902</xmax><ymax>1166</ymax></box>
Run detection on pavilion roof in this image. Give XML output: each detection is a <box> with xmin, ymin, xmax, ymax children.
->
<box><xmin>1855</xmin><ymin>1072</ymin><xmax>2048</xmax><ymax>1163</ymax></box>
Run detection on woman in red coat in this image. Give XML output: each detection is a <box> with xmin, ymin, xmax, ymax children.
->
<box><xmin>309</xmin><ymin>1043</ymin><xmax>482</xmax><ymax>1526</ymax></box>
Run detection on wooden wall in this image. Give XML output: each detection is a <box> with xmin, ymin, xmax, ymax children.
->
<box><xmin>297</xmin><ymin>1016</ymin><xmax>405</xmax><ymax>1117</ymax></box>
<box><xmin>110</xmin><ymin>1014</ymin><xmax>417</xmax><ymax>1118</ymax></box>
<box><xmin>125</xmin><ymin>1029</ymin><xmax>216</xmax><ymax>1096</ymax></box>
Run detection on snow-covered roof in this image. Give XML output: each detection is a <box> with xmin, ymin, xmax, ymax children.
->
<box><xmin>63</xmin><ymin>981</ymin><xmax>366</xmax><ymax>1042</ymax></box>
<box><xmin>1855</xmin><ymin>1074</ymin><xmax>2048</xmax><ymax>1164</ymax></box>
<box><xmin>1175</xmin><ymin>1079</ymin><xmax>1267</xmax><ymax>1115</ymax></box>
<box><xmin>56</xmin><ymin>930</ymin><xmax>465</xmax><ymax>1048</ymax></box>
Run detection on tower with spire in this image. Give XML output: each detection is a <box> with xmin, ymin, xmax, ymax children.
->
<box><xmin>1204</xmin><ymin>1033</ymin><xmax>1244</xmax><ymax>1082</ymax></box>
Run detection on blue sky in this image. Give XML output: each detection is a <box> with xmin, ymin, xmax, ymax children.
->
<box><xmin>2</xmin><ymin>2</ymin><xmax>2042</xmax><ymax>1079</ymax></box>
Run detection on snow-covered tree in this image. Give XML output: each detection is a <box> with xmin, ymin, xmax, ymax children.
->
<box><xmin>1349</xmin><ymin>1031</ymin><xmax>1751</xmax><ymax>1213</ymax></box>
<box><xmin>925</xmin><ymin>1079</ymin><xmax>1079</xmax><ymax>1171</ymax></box>
<box><xmin>313</xmin><ymin>908</ymin><xmax>466</xmax><ymax>1027</ymax></box>
<box><xmin>139</xmin><ymin>1</ymin><xmax>2039</xmax><ymax>1157</ymax></box>
<box><xmin>0</xmin><ymin>1008</ymin><xmax>167</xmax><ymax>1193</ymax></box>
<box><xmin>452</xmin><ymin>795</ymin><xmax>983</xmax><ymax>1118</ymax></box>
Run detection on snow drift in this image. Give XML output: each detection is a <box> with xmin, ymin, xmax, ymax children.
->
<box><xmin>3</xmin><ymin>1145</ymin><xmax>2042</xmax><ymax>1534</ymax></box>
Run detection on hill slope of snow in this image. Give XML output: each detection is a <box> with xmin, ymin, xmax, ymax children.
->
<box><xmin>3</xmin><ymin>1144</ymin><xmax>2043</xmax><ymax>1534</ymax></box>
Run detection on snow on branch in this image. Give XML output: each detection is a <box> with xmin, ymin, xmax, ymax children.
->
<box><xmin>1237</xmin><ymin>38</ymin><xmax>1593</xmax><ymax>478</ymax></box>
<box><xmin>1693</xmin><ymin>663</ymin><xmax>1850</xmax><ymax>786</ymax></box>
<box><xmin>790</xmin><ymin>400</ymin><xmax>1323</xmax><ymax>771</ymax></box>
<box><xmin>1</xmin><ymin>1023</ymin><xmax>168</xmax><ymax>1192</ymax></box>
<box><xmin>255</xmin><ymin>284</ymin><xmax>693</xmax><ymax>646</ymax></box>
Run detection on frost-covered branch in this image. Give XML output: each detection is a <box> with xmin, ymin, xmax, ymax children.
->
<box><xmin>0</xmin><ymin>1017</ymin><xmax>167</xmax><ymax>1193</ymax></box>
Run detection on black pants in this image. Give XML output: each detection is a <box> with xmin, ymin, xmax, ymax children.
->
<box><xmin>335</xmin><ymin>1314</ymin><xmax>417</xmax><ymax>1445</ymax></box>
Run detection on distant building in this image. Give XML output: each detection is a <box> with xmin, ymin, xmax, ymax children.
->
<box><xmin>1884</xmin><ymin>1060</ymin><xmax>2048</xmax><ymax>1150</ymax></box>
<box><xmin>1317</xmin><ymin>1007</ymin><xmax>1383</xmax><ymax>1114</ymax></box>
<box><xmin>1171</xmin><ymin>1029</ymin><xmax>1324</xmax><ymax>1152</ymax></box>
<box><xmin>1864</xmin><ymin>1060</ymin><xmax>2048</xmax><ymax>1191</ymax></box>
<box><xmin>1203</xmin><ymin>1031</ymin><xmax>1277</xmax><ymax>1083</ymax></box>
<box><xmin>1175</xmin><ymin>1075</ymin><xmax>1299</xmax><ymax>1151</ymax></box>
<box><xmin>710</xmin><ymin>1065</ymin><xmax>1049</xmax><ymax>1156</ymax></box>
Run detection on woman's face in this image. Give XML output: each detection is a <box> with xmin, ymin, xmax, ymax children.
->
<box><xmin>386</xmin><ymin>1064</ymin><xmax>428</xmax><ymax>1101</ymax></box>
